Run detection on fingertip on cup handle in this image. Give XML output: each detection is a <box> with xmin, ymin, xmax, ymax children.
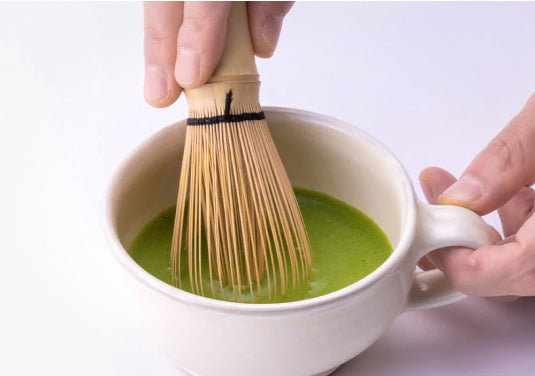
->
<box><xmin>405</xmin><ymin>202</ymin><xmax>496</xmax><ymax>311</ymax></box>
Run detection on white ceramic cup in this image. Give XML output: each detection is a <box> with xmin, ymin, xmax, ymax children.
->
<box><xmin>106</xmin><ymin>107</ymin><xmax>496</xmax><ymax>376</ymax></box>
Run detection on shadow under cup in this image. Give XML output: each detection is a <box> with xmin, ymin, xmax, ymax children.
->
<box><xmin>108</xmin><ymin>107</ymin><xmax>416</xmax><ymax>376</ymax></box>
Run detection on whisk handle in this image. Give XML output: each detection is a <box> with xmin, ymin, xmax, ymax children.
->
<box><xmin>210</xmin><ymin>1</ymin><xmax>259</xmax><ymax>83</ymax></box>
<box><xmin>185</xmin><ymin>2</ymin><xmax>261</xmax><ymax>116</ymax></box>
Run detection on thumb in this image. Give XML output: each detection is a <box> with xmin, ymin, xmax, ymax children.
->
<box><xmin>438</xmin><ymin>93</ymin><xmax>535</xmax><ymax>215</ymax></box>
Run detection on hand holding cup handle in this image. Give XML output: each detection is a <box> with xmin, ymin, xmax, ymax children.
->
<box><xmin>414</xmin><ymin>92</ymin><xmax>535</xmax><ymax>304</ymax></box>
<box><xmin>407</xmin><ymin>202</ymin><xmax>499</xmax><ymax>310</ymax></box>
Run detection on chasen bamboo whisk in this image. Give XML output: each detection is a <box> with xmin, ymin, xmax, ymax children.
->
<box><xmin>170</xmin><ymin>2</ymin><xmax>312</xmax><ymax>303</ymax></box>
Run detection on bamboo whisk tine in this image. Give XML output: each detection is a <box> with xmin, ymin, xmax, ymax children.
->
<box><xmin>170</xmin><ymin>2</ymin><xmax>312</xmax><ymax>303</ymax></box>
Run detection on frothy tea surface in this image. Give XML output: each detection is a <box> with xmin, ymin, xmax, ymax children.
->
<box><xmin>128</xmin><ymin>188</ymin><xmax>392</xmax><ymax>303</ymax></box>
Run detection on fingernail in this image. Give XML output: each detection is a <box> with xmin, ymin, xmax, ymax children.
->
<box><xmin>144</xmin><ymin>66</ymin><xmax>168</xmax><ymax>101</ymax></box>
<box><xmin>439</xmin><ymin>174</ymin><xmax>484</xmax><ymax>205</ymax></box>
<box><xmin>262</xmin><ymin>14</ymin><xmax>283</xmax><ymax>53</ymax></box>
<box><xmin>175</xmin><ymin>48</ymin><xmax>199</xmax><ymax>87</ymax></box>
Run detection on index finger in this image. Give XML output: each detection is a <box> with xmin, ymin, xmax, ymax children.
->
<box><xmin>143</xmin><ymin>1</ymin><xmax>183</xmax><ymax>107</ymax></box>
<box><xmin>439</xmin><ymin>92</ymin><xmax>535</xmax><ymax>215</ymax></box>
<box><xmin>432</xmin><ymin>212</ymin><xmax>535</xmax><ymax>297</ymax></box>
<box><xmin>174</xmin><ymin>1</ymin><xmax>231</xmax><ymax>88</ymax></box>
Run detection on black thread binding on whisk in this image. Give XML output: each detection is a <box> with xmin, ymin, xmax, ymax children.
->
<box><xmin>187</xmin><ymin>90</ymin><xmax>265</xmax><ymax>126</ymax></box>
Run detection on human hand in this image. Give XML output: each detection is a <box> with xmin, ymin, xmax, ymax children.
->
<box><xmin>419</xmin><ymin>92</ymin><xmax>535</xmax><ymax>299</ymax></box>
<box><xmin>143</xmin><ymin>1</ymin><xmax>293</xmax><ymax>108</ymax></box>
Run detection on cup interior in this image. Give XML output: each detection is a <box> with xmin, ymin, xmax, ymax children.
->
<box><xmin>108</xmin><ymin>107</ymin><xmax>415</xmax><ymax>305</ymax></box>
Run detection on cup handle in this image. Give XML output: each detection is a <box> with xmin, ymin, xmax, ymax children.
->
<box><xmin>405</xmin><ymin>202</ymin><xmax>496</xmax><ymax>311</ymax></box>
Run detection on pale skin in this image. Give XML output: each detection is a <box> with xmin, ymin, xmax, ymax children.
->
<box><xmin>419</xmin><ymin>92</ymin><xmax>535</xmax><ymax>300</ymax></box>
<box><xmin>143</xmin><ymin>1</ymin><xmax>293</xmax><ymax>107</ymax></box>
<box><xmin>143</xmin><ymin>2</ymin><xmax>535</xmax><ymax>300</ymax></box>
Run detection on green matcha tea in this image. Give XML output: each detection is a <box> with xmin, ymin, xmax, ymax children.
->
<box><xmin>128</xmin><ymin>188</ymin><xmax>392</xmax><ymax>303</ymax></box>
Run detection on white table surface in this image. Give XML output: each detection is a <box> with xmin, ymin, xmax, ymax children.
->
<box><xmin>1</xmin><ymin>2</ymin><xmax>534</xmax><ymax>375</ymax></box>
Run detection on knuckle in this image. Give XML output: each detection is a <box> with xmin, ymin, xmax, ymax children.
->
<box><xmin>507</xmin><ymin>188</ymin><xmax>535</xmax><ymax>219</ymax></box>
<box><xmin>442</xmin><ymin>251</ymin><xmax>488</xmax><ymax>296</ymax></box>
<box><xmin>144</xmin><ymin>26</ymin><xmax>173</xmax><ymax>48</ymax></box>
<box><xmin>144</xmin><ymin>26</ymin><xmax>162</xmax><ymax>46</ymax></box>
<box><xmin>487</xmin><ymin>131</ymin><xmax>527</xmax><ymax>173</ymax></box>
<box><xmin>176</xmin><ymin>16</ymin><xmax>206</xmax><ymax>53</ymax></box>
<box><xmin>180</xmin><ymin>16</ymin><xmax>202</xmax><ymax>35</ymax></box>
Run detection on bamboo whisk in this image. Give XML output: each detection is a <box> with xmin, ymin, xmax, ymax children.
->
<box><xmin>170</xmin><ymin>2</ymin><xmax>312</xmax><ymax>303</ymax></box>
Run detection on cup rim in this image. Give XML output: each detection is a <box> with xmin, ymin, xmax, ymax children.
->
<box><xmin>104</xmin><ymin>106</ymin><xmax>417</xmax><ymax>315</ymax></box>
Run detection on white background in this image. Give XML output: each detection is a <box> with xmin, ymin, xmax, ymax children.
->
<box><xmin>1</xmin><ymin>2</ymin><xmax>534</xmax><ymax>375</ymax></box>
